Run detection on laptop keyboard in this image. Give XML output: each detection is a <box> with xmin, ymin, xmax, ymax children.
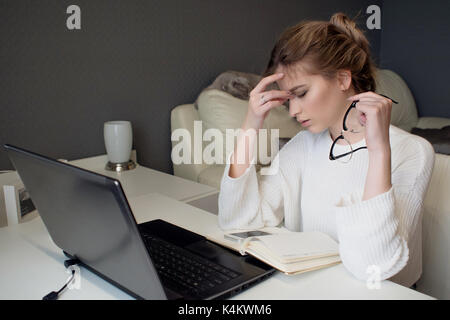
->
<box><xmin>141</xmin><ymin>233</ymin><xmax>241</xmax><ymax>297</ymax></box>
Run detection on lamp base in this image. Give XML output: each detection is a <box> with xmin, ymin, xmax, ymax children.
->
<box><xmin>105</xmin><ymin>160</ymin><xmax>136</xmax><ymax>172</ymax></box>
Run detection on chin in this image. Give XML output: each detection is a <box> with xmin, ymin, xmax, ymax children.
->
<box><xmin>303</xmin><ymin>125</ymin><xmax>320</xmax><ymax>134</ymax></box>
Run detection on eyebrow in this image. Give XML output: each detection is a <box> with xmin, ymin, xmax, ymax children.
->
<box><xmin>288</xmin><ymin>84</ymin><xmax>307</xmax><ymax>92</ymax></box>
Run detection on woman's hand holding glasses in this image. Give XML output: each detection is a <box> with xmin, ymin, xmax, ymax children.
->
<box><xmin>345</xmin><ymin>91</ymin><xmax>398</xmax><ymax>155</ymax></box>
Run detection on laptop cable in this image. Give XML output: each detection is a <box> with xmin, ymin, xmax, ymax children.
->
<box><xmin>42</xmin><ymin>258</ymin><xmax>80</xmax><ymax>300</ymax></box>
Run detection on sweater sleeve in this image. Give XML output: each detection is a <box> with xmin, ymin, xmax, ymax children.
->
<box><xmin>332</xmin><ymin>137</ymin><xmax>435</xmax><ymax>282</ymax></box>
<box><xmin>218</xmin><ymin>150</ymin><xmax>284</xmax><ymax>230</ymax></box>
<box><xmin>218</xmin><ymin>131</ymin><xmax>308</xmax><ymax>230</ymax></box>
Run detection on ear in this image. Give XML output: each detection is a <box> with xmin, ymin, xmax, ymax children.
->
<box><xmin>336</xmin><ymin>69</ymin><xmax>352</xmax><ymax>91</ymax></box>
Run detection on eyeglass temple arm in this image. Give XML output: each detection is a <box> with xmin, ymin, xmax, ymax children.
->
<box><xmin>343</xmin><ymin>101</ymin><xmax>357</xmax><ymax>131</ymax></box>
<box><xmin>379</xmin><ymin>94</ymin><xmax>399</xmax><ymax>104</ymax></box>
<box><xmin>329</xmin><ymin>145</ymin><xmax>367</xmax><ymax>161</ymax></box>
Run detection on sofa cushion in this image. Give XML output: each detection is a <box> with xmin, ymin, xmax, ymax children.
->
<box><xmin>410</xmin><ymin>126</ymin><xmax>450</xmax><ymax>155</ymax></box>
<box><xmin>374</xmin><ymin>69</ymin><xmax>419</xmax><ymax>132</ymax></box>
<box><xmin>416</xmin><ymin>117</ymin><xmax>450</xmax><ymax>130</ymax></box>
<box><xmin>197</xmin><ymin>165</ymin><xmax>226</xmax><ymax>189</ymax></box>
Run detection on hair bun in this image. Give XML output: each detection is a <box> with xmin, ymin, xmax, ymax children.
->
<box><xmin>330</xmin><ymin>12</ymin><xmax>369</xmax><ymax>53</ymax></box>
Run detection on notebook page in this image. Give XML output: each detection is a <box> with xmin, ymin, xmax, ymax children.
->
<box><xmin>255</xmin><ymin>231</ymin><xmax>339</xmax><ymax>259</ymax></box>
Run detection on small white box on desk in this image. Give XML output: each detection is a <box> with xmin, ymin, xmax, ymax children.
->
<box><xmin>0</xmin><ymin>171</ymin><xmax>19</xmax><ymax>227</ymax></box>
<box><xmin>1</xmin><ymin>172</ymin><xmax>39</xmax><ymax>226</ymax></box>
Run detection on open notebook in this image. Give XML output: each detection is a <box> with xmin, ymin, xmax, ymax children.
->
<box><xmin>206</xmin><ymin>228</ymin><xmax>341</xmax><ymax>275</ymax></box>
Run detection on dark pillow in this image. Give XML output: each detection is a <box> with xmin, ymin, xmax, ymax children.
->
<box><xmin>410</xmin><ymin>126</ymin><xmax>450</xmax><ymax>155</ymax></box>
<box><xmin>279</xmin><ymin>137</ymin><xmax>291</xmax><ymax>150</ymax></box>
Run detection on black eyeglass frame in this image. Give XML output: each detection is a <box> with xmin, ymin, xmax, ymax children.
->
<box><xmin>329</xmin><ymin>94</ymin><xmax>398</xmax><ymax>161</ymax></box>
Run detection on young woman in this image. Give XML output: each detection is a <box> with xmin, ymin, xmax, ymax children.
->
<box><xmin>217</xmin><ymin>13</ymin><xmax>435</xmax><ymax>288</ymax></box>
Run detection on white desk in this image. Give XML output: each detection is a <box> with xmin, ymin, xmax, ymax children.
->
<box><xmin>68</xmin><ymin>152</ymin><xmax>219</xmax><ymax>204</ymax></box>
<box><xmin>0</xmin><ymin>152</ymin><xmax>219</xmax><ymax>225</ymax></box>
<box><xmin>0</xmin><ymin>192</ymin><xmax>434</xmax><ymax>300</ymax></box>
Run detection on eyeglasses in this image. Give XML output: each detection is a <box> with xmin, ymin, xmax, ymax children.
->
<box><xmin>329</xmin><ymin>94</ymin><xmax>399</xmax><ymax>163</ymax></box>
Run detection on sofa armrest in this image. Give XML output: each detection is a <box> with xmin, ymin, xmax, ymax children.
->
<box><xmin>170</xmin><ymin>104</ymin><xmax>208</xmax><ymax>182</ymax></box>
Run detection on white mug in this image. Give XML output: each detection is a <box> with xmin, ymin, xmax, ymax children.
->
<box><xmin>104</xmin><ymin>121</ymin><xmax>132</xmax><ymax>164</ymax></box>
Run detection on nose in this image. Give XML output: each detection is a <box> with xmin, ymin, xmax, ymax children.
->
<box><xmin>288</xmin><ymin>99</ymin><xmax>302</xmax><ymax>118</ymax></box>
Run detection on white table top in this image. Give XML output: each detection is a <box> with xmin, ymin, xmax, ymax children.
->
<box><xmin>68</xmin><ymin>153</ymin><xmax>218</xmax><ymax>202</ymax></box>
<box><xmin>0</xmin><ymin>192</ymin><xmax>434</xmax><ymax>300</ymax></box>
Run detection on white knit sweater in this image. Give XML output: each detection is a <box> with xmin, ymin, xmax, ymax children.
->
<box><xmin>218</xmin><ymin>125</ymin><xmax>435</xmax><ymax>287</ymax></box>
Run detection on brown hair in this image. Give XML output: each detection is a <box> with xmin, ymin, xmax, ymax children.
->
<box><xmin>263</xmin><ymin>12</ymin><xmax>377</xmax><ymax>94</ymax></box>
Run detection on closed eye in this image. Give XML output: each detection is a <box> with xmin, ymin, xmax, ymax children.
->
<box><xmin>287</xmin><ymin>91</ymin><xmax>307</xmax><ymax>100</ymax></box>
<box><xmin>296</xmin><ymin>91</ymin><xmax>307</xmax><ymax>98</ymax></box>
<box><xmin>284</xmin><ymin>91</ymin><xmax>307</xmax><ymax>108</ymax></box>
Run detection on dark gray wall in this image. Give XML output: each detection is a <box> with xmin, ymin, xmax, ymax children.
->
<box><xmin>379</xmin><ymin>0</ymin><xmax>450</xmax><ymax>118</ymax></box>
<box><xmin>0</xmin><ymin>0</ymin><xmax>382</xmax><ymax>173</ymax></box>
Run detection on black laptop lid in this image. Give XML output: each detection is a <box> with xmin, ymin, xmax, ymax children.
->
<box><xmin>4</xmin><ymin>144</ymin><xmax>166</xmax><ymax>300</ymax></box>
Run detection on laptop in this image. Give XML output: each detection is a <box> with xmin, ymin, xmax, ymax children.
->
<box><xmin>4</xmin><ymin>144</ymin><xmax>275</xmax><ymax>300</ymax></box>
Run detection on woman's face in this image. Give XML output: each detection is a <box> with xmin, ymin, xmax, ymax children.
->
<box><xmin>275</xmin><ymin>62</ymin><xmax>352</xmax><ymax>134</ymax></box>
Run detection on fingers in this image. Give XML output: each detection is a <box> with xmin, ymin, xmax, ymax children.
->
<box><xmin>353</xmin><ymin>100</ymin><xmax>392</xmax><ymax>126</ymax></box>
<box><xmin>259</xmin><ymin>98</ymin><xmax>289</xmax><ymax>114</ymax></box>
<box><xmin>354</xmin><ymin>98</ymin><xmax>391</xmax><ymax>109</ymax></box>
<box><xmin>347</xmin><ymin>91</ymin><xmax>393</xmax><ymax>106</ymax></box>
<box><xmin>255</xmin><ymin>90</ymin><xmax>293</xmax><ymax>104</ymax></box>
<box><xmin>251</xmin><ymin>73</ymin><xmax>285</xmax><ymax>94</ymax></box>
<box><xmin>354</xmin><ymin>100</ymin><xmax>388</xmax><ymax>114</ymax></box>
<box><xmin>348</xmin><ymin>92</ymin><xmax>392</xmax><ymax>115</ymax></box>
<box><xmin>347</xmin><ymin>91</ymin><xmax>381</xmax><ymax>101</ymax></box>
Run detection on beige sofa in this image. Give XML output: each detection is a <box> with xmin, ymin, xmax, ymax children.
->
<box><xmin>171</xmin><ymin>69</ymin><xmax>450</xmax><ymax>299</ymax></box>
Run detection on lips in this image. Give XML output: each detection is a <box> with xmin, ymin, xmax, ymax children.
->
<box><xmin>300</xmin><ymin>119</ymin><xmax>311</xmax><ymax>127</ymax></box>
